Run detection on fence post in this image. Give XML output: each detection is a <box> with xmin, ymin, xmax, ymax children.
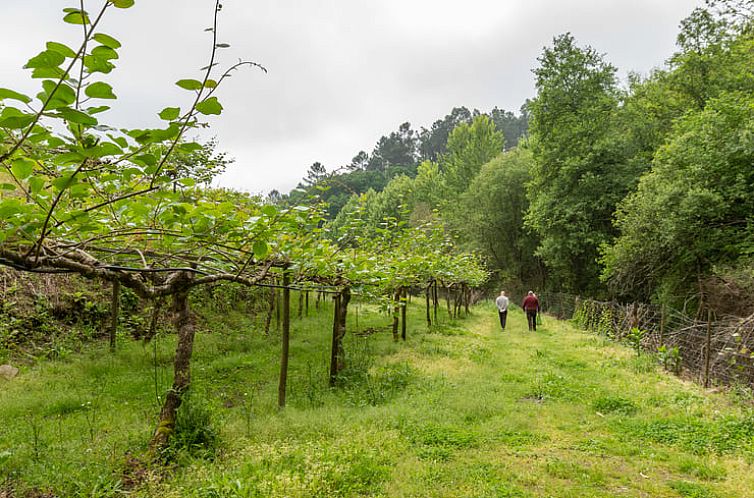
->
<box><xmin>704</xmin><ymin>309</ymin><xmax>712</xmax><ymax>388</ymax></box>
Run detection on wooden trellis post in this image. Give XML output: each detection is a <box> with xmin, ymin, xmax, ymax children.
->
<box><xmin>401</xmin><ymin>287</ymin><xmax>407</xmax><ymax>341</ymax></box>
<box><xmin>278</xmin><ymin>270</ymin><xmax>291</xmax><ymax>408</ymax></box>
<box><xmin>109</xmin><ymin>280</ymin><xmax>120</xmax><ymax>352</ymax></box>
<box><xmin>704</xmin><ymin>309</ymin><xmax>712</xmax><ymax>388</ymax></box>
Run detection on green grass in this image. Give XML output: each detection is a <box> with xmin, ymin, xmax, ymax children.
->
<box><xmin>1</xmin><ymin>296</ymin><xmax>753</xmax><ymax>497</ymax></box>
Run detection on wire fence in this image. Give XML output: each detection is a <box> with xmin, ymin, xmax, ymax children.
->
<box><xmin>530</xmin><ymin>291</ymin><xmax>754</xmax><ymax>389</ymax></box>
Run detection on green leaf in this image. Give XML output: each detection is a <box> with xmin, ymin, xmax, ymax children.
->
<box><xmin>31</xmin><ymin>67</ymin><xmax>66</xmax><ymax>79</ymax></box>
<box><xmin>0</xmin><ymin>88</ymin><xmax>32</xmax><ymax>103</ymax></box>
<box><xmin>86</xmin><ymin>142</ymin><xmax>123</xmax><ymax>157</ymax></box>
<box><xmin>91</xmin><ymin>46</ymin><xmax>118</xmax><ymax>60</ymax></box>
<box><xmin>69</xmin><ymin>184</ymin><xmax>92</xmax><ymax>199</ymax></box>
<box><xmin>110</xmin><ymin>0</ymin><xmax>135</xmax><ymax>8</ymax></box>
<box><xmin>54</xmin><ymin>151</ymin><xmax>86</xmax><ymax>165</ymax></box>
<box><xmin>25</xmin><ymin>50</ymin><xmax>65</xmax><ymax>69</ymax></box>
<box><xmin>11</xmin><ymin>158</ymin><xmax>35</xmax><ymax>180</ymax></box>
<box><xmin>87</xmin><ymin>105</ymin><xmax>111</xmax><ymax>114</ymax></box>
<box><xmin>253</xmin><ymin>240</ymin><xmax>269</xmax><ymax>259</ymax></box>
<box><xmin>109</xmin><ymin>135</ymin><xmax>129</xmax><ymax>148</ymax></box>
<box><xmin>93</xmin><ymin>33</ymin><xmax>122</xmax><ymax>49</ymax></box>
<box><xmin>195</xmin><ymin>97</ymin><xmax>222</xmax><ymax>115</ymax></box>
<box><xmin>47</xmin><ymin>137</ymin><xmax>66</xmax><ymax>148</ymax></box>
<box><xmin>85</xmin><ymin>81</ymin><xmax>116</xmax><ymax>99</ymax></box>
<box><xmin>62</xmin><ymin>9</ymin><xmax>90</xmax><ymax>25</ymax></box>
<box><xmin>176</xmin><ymin>79</ymin><xmax>204</xmax><ymax>91</ymax></box>
<box><xmin>262</xmin><ymin>205</ymin><xmax>277</xmax><ymax>217</ymax></box>
<box><xmin>0</xmin><ymin>108</ymin><xmax>35</xmax><ymax>129</ymax></box>
<box><xmin>178</xmin><ymin>178</ymin><xmax>196</xmax><ymax>187</ymax></box>
<box><xmin>46</xmin><ymin>41</ymin><xmax>77</xmax><ymax>58</ymax></box>
<box><xmin>28</xmin><ymin>177</ymin><xmax>45</xmax><ymax>194</ymax></box>
<box><xmin>133</xmin><ymin>154</ymin><xmax>157</xmax><ymax>167</ymax></box>
<box><xmin>204</xmin><ymin>79</ymin><xmax>218</xmax><ymax>89</ymax></box>
<box><xmin>0</xmin><ymin>199</ymin><xmax>22</xmax><ymax>218</ymax></box>
<box><xmin>52</xmin><ymin>174</ymin><xmax>78</xmax><ymax>192</ymax></box>
<box><xmin>0</xmin><ymin>183</ymin><xmax>17</xmax><ymax>191</ymax></box>
<box><xmin>40</xmin><ymin>80</ymin><xmax>76</xmax><ymax>108</ymax></box>
<box><xmin>58</xmin><ymin>107</ymin><xmax>98</xmax><ymax>126</ymax></box>
<box><xmin>148</xmin><ymin>124</ymin><xmax>180</xmax><ymax>142</ymax></box>
<box><xmin>159</xmin><ymin>107</ymin><xmax>181</xmax><ymax>121</ymax></box>
<box><xmin>83</xmin><ymin>55</ymin><xmax>115</xmax><ymax>74</ymax></box>
<box><xmin>176</xmin><ymin>142</ymin><xmax>202</xmax><ymax>153</ymax></box>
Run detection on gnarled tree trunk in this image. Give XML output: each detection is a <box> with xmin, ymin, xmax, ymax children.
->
<box><xmin>329</xmin><ymin>287</ymin><xmax>351</xmax><ymax>386</ymax></box>
<box><xmin>150</xmin><ymin>274</ymin><xmax>194</xmax><ymax>452</ymax></box>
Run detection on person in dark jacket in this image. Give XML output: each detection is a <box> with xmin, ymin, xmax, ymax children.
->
<box><xmin>522</xmin><ymin>291</ymin><xmax>540</xmax><ymax>331</ymax></box>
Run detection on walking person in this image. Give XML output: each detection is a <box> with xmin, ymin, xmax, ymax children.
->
<box><xmin>495</xmin><ymin>291</ymin><xmax>509</xmax><ymax>331</ymax></box>
<box><xmin>522</xmin><ymin>291</ymin><xmax>540</xmax><ymax>332</ymax></box>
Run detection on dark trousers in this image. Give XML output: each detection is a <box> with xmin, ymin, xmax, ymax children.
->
<box><xmin>526</xmin><ymin>310</ymin><xmax>537</xmax><ymax>331</ymax></box>
<box><xmin>498</xmin><ymin>310</ymin><xmax>508</xmax><ymax>329</ymax></box>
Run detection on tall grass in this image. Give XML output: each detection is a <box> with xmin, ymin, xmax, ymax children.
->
<box><xmin>1</xmin><ymin>294</ymin><xmax>753</xmax><ymax>497</ymax></box>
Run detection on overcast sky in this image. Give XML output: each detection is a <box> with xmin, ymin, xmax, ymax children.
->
<box><xmin>1</xmin><ymin>0</ymin><xmax>702</xmax><ymax>194</ymax></box>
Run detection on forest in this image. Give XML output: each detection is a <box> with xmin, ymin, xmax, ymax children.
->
<box><xmin>287</xmin><ymin>0</ymin><xmax>754</xmax><ymax>317</ymax></box>
<box><xmin>1</xmin><ymin>0</ymin><xmax>753</xmax><ymax>496</ymax></box>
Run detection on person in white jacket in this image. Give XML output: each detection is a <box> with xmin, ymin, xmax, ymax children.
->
<box><xmin>495</xmin><ymin>291</ymin><xmax>509</xmax><ymax>331</ymax></box>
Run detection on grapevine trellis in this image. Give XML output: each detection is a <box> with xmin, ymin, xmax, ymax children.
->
<box><xmin>0</xmin><ymin>1</ymin><xmax>488</xmax><ymax>452</ymax></box>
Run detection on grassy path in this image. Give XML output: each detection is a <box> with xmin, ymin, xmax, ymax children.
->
<box><xmin>1</xmin><ymin>300</ymin><xmax>753</xmax><ymax>497</ymax></box>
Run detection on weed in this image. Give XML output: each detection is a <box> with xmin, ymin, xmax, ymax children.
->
<box><xmin>162</xmin><ymin>392</ymin><xmax>220</xmax><ymax>462</ymax></box>
<box><xmin>301</xmin><ymin>360</ymin><xmax>326</xmax><ymax>408</ymax></box>
<box><xmin>467</xmin><ymin>344</ymin><xmax>492</xmax><ymax>363</ymax></box>
<box><xmin>572</xmin><ymin>438</ymin><xmax>609</xmax><ymax>455</ymax></box>
<box><xmin>417</xmin><ymin>341</ymin><xmax>453</xmax><ymax>358</ymax></box>
<box><xmin>627</xmin><ymin>327</ymin><xmax>646</xmax><ymax>356</ymax></box>
<box><xmin>592</xmin><ymin>395</ymin><xmax>638</xmax><ymax>415</ymax></box>
<box><xmin>526</xmin><ymin>371</ymin><xmax>576</xmax><ymax>401</ymax></box>
<box><xmin>658</xmin><ymin>344</ymin><xmax>683</xmax><ymax>375</ymax></box>
<box><xmin>489</xmin><ymin>430</ymin><xmax>547</xmax><ymax>447</ymax></box>
<box><xmin>408</xmin><ymin>423</ymin><xmax>477</xmax><ymax>461</ymax></box>
<box><xmin>622</xmin><ymin>414</ymin><xmax>754</xmax><ymax>455</ymax></box>
<box><xmin>533</xmin><ymin>349</ymin><xmax>548</xmax><ymax>358</ymax></box>
<box><xmin>544</xmin><ymin>459</ymin><xmax>605</xmax><ymax>485</ymax></box>
<box><xmin>678</xmin><ymin>458</ymin><xmax>727</xmax><ymax>481</ymax></box>
<box><xmin>240</xmin><ymin>390</ymin><xmax>255</xmax><ymax>436</ymax></box>
<box><xmin>361</xmin><ymin>362</ymin><xmax>414</xmax><ymax>406</ymax></box>
<box><xmin>729</xmin><ymin>382</ymin><xmax>754</xmax><ymax>406</ymax></box>
<box><xmin>669</xmin><ymin>480</ymin><xmax>718</xmax><ymax>498</ymax></box>
<box><xmin>629</xmin><ymin>354</ymin><xmax>657</xmax><ymax>373</ymax></box>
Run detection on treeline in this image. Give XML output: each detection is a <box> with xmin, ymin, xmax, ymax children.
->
<box><xmin>291</xmin><ymin>0</ymin><xmax>754</xmax><ymax>315</ymax></box>
<box><xmin>278</xmin><ymin>106</ymin><xmax>528</xmax><ymax>217</ymax></box>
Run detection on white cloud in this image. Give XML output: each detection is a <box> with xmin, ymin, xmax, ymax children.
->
<box><xmin>0</xmin><ymin>0</ymin><xmax>702</xmax><ymax>193</ymax></box>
